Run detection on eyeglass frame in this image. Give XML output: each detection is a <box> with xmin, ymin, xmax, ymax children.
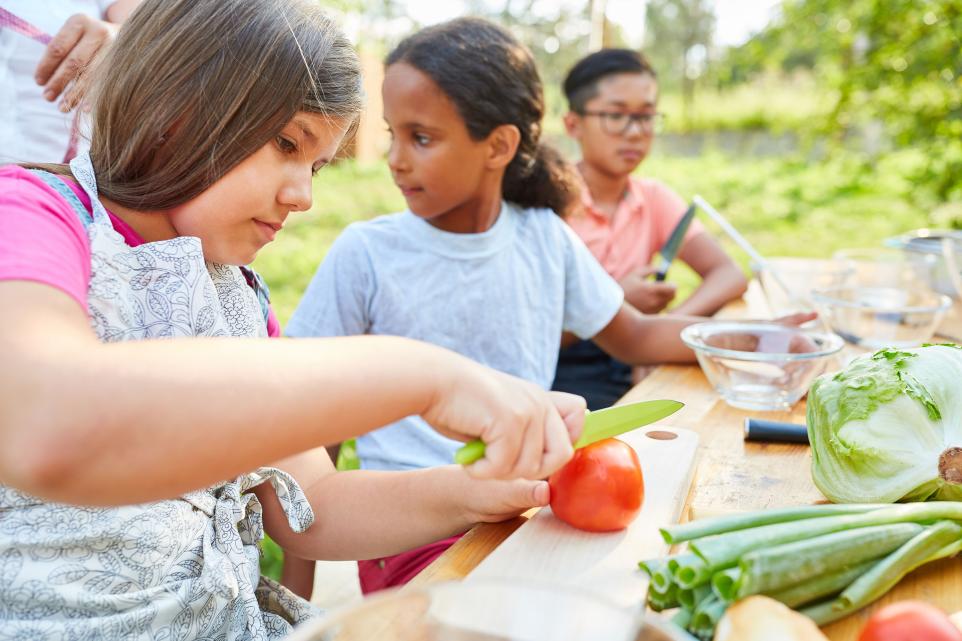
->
<box><xmin>576</xmin><ymin>110</ymin><xmax>666</xmax><ymax>135</ymax></box>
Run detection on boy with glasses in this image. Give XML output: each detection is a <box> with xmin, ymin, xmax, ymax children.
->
<box><xmin>553</xmin><ymin>49</ymin><xmax>748</xmax><ymax>409</ymax></box>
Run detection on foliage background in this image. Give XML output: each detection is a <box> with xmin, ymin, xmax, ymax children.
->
<box><xmin>256</xmin><ymin>0</ymin><xmax>959</xmax><ymax>581</ymax></box>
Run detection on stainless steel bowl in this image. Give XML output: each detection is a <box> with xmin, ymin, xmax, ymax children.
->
<box><xmin>886</xmin><ymin>228</ymin><xmax>962</xmax><ymax>298</ymax></box>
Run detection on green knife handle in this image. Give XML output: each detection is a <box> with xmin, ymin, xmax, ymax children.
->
<box><xmin>455</xmin><ymin>440</ymin><xmax>485</xmax><ymax>465</ymax></box>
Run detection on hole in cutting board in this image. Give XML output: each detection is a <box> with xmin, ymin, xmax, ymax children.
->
<box><xmin>645</xmin><ymin>430</ymin><xmax>677</xmax><ymax>440</ymax></box>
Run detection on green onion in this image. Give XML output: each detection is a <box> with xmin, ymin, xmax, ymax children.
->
<box><xmin>710</xmin><ymin>566</ymin><xmax>741</xmax><ymax>602</ymax></box>
<box><xmin>802</xmin><ymin>521</ymin><xmax>962</xmax><ymax>625</ymax></box>
<box><xmin>766</xmin><ymin>558</ymin><xmax>878</xmax><ymax>608</ymax></box>
<box><xmin>648</xmin><ymin>582</ymin><xmax>680</xmax><ymax>611</ymax></box>
<box><xmin>691</xmin><ymin>503</ymin><xmax>962</xmax><ymax>569</ymax></box>
<box><xmin>670</xmin><ymin>553</ymin><xmax>712</xmax><ymax>589</ymax></box>
<box><xmin>671</xmin><ymin>607</ymin><xmax>693</xmax><ymax>629</ymax></box>
<box><xmin>678</xmin><ymin>583</ymin><xmax>712</xmax><ymax>610</ymax></box>
<box><xmin>691</xmin><ymin>593</ymin><xmax>728</xmax><ymax>639</ymax></box>
<box><xmin>661</xmin><ymin>504</ymin><xmax>885</xmax><ymax>544</ymax></box>
<box><xmin>735</xmin><ymin>522</ymin><xmax>923</xmax><ymax>598</ymax></box>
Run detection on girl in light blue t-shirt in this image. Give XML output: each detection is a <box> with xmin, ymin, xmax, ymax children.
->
<box><xmin>287</xmin><ymin>17</ymin><xmax>812</xmax><ymax>593</ymax></box>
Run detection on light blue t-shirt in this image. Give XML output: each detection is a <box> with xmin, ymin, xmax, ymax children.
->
<box><xmin>286</xmin><ymin>202</ymin><xmax>624</xmax><ymax>471</ymax></box>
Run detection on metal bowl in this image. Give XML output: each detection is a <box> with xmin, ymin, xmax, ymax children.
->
<box><xmin>285</xmin><ymin>579</ymin><xmax>695</xmax><ymax>641</ymax></box>
<box><xmin>885</xmin><ymin>228</ymin><xmax>962</xmax><ymax>298</ymax></box>
<box><xmin>681</xmin><ymin>321</ymin><xmax>844</xmax><ymax>411</ymax></box>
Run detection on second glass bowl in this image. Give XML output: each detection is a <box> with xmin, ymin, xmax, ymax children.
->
<box><xmin>681</xmin><ymin>321</ymin><xmax>844</xmax><ymax>411</ymax></box>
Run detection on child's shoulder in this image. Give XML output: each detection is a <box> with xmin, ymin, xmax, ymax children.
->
<box><xmin>337</xmin><ymin>210</ymin><xmax>407</xmax><ymax>242</ymax></box>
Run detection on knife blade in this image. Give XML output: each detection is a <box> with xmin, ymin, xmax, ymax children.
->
<box><xmin>454</xmin><ymin>399</ymin><xmax>684</xmax><ymax>466</ymax></box>
<box><xmin>653</xmin><ymin>203</ymin><xmax>697</xmax><ymax>282</ymax></box>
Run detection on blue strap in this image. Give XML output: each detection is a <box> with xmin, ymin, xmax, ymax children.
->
<box><xmin>28</xmin><ymin>169</ymin><xmax>94</xmax><ymax>229</ymax></box>
<box><xmin>239</xmin><ymin>265</ymin><xmax>273</xmax><ymax>329</ymax></box>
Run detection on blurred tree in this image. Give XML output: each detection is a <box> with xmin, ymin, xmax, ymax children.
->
<box><xmin>717</xmin><ymin>0</ymin><xmax>962</xmax><ymax>201</ymax></box>
<box><xmin>643</xmin><ymin>0</ymin><xmax>716</xmax><ymax>128</ymax></box>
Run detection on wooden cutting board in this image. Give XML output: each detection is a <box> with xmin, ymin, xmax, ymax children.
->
<box><xmin>466</xmin><ymin>426</ymin><xmax>699</xmax><ymax>608</ymax></box>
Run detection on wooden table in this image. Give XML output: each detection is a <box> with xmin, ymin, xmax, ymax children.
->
<box><xmin>410</xmin><ymin>288</ymin><xmax>962</xmax><ymax>640</ymax></box>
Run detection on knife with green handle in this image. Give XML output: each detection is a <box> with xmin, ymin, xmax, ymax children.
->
<box><xmin>453</xmin><ymin>399</ymin><xmax>684</xmax><ymax>466</ymax></box>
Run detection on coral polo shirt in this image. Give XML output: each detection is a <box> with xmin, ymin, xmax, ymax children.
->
<box><xmin>565</xmin><ymin>175</ymin><xmax>705</xmax><ymax>283</ymax></box>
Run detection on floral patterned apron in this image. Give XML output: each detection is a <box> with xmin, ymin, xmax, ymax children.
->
<box><xmin>0</xmin><ymin>152</ymin><xmax>318</xmax><ymax>640</ymax></box>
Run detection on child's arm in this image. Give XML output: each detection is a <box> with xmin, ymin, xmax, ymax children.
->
<box><xmin>253</xmin><ymin>447</ymin><xmax>549</xmax><ymax>561</ymax></box>
<box><xmin>592</xmin><ymin>303</ymin><xmax>703</xmax><ymax>365</ymax></box>
<box><xmin>0</xmin><ymin>281</ymin><xmax>581</xmax><ymax>506</ymax></box>
<box><xmin>591</xmin><ymin>303</ymin><xmax>818</xmax><ymax>366</ymax></box>
<box><xmin>669</xmin><ymin>233</ymin><xmax>748</xmax><ymax>317</ymax></box>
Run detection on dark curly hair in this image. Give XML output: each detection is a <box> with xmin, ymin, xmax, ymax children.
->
<box><xmin>386</xmin><ymin>17</ymin><xmax>579</xmax><ymax>216</ymax></box>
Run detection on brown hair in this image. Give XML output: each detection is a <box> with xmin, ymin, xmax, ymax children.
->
<box><xmin>29</xmin><ymin>0</ymin><xmax>362</xmax><ymax>210</ymax></box>
<box><xmin>386</xmin><ymin>18</ymin><xmax>581</xmax><ymax>216</ymax></box>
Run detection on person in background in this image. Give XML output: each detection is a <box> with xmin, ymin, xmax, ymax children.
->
<box><xmin>0</xmin><ymin>0</ymin><xmax>142</xmax><ymax>164</ymax></box>
<box><xmin>553</xmin><ymin>48</ymin><xmax>749</xmax><ymax>410</ymax></box>
<box><xmin>0</xmin><ymin>2</ymin><xmax>583</xmax><ymax>638</ymax></box>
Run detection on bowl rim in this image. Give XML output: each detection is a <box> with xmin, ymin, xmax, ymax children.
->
<box><xmin>811</xmin><ymin>285</ymin><xmax>953</xmax><ymax>314</ymax></box>
<box><xmin>831</xmin><ymin>247</ymin><xmax>939</xmax><ymax>265</ymax></box>
<box><xmin>885</xmin><ymin>228</ymin><xmax>962</xmax><ymax>255</ymax></box>
<box><xmin>680</xmin><ymin>320</ymin><xmax>845</xmax><ymax>362</ymax></box>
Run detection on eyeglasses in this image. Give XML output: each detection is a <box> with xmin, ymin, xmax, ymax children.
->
<box><xmin>578</xmin><ymin>111</ymin><xmax>665</xmax><ymax>135</ymax></box>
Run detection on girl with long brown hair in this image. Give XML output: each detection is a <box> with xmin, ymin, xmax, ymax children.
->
<box><xmin>0</xmin><ymin>1</ymin><xmax>584</xmax><ymax>638</ymax></box>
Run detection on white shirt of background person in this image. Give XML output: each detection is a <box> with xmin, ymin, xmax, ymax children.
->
<box><xmin>0</xmin><ymin>1</ymin><xmax>120</xmax><ymax>164</ymax></box>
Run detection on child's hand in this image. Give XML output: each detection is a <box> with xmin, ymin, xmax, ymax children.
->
<box><xmin>422</xmin><ymin>358</ymin><xmax>584</xmax><ymax>481</ymax></box>
<box><xmin>456</xmin><ymin>473</ymin><xmax>551</xmax><ymax>524</ymax></box>
<box><xmin>620</xmin><ymin>267</ymin><xmax>677</xmax><ymax>314</ymax></box>
<box><xmin>774</xmin><ymin>311</ymin><xmax>818</xmax><ymax>327</ymax></box>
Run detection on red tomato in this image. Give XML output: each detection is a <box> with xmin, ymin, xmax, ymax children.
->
<box><xmin>548</xmin><ymin>438</ymin><xmax>644</xmax><ymax>532</ymax></box>
<box><xmin>858</xmin><ymin>601</ymin><xmax>962</xmax><ymax>641</ymax></box>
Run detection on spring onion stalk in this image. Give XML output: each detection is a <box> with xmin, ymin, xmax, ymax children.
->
<box><xmin>648</xmin><ymin>582</ymin><xmax>680</xmax><ymax>612</ymax></box>
<box><xmin>670</xmin><ymin>608</ymin><xmax>693</xmax><ymax>630</ymax></box>
<box><xmin>671</xmin><ymin>554</ymin><xmax>712</xmax><ymax>589</ymax></box>
<box><xmin>735</xmin><ymin>523</ymin><xmax>923</xmax><ymax>598</ymax></box>
<box><xmin>802</xmin><ymin>521</ymin><xmax>962</xmax><ymax>625</ymax></box>
<box><xmin>691</xmin><ymin>503</ymin><xmax>962</xmax><ymax>568</ymax></box>
<box><xmin>691</xmin><ymin>593</ymin><xmax>728</xmax><ymax>639</ymax></box>
<box><xmin>639</xmin><ymin>557</ymin><xmax>676</xmax><ymax>594</ymax></box>
<box><xmin>660</xmin><ymin>504</ymin><xmax>885</xmax><ymax>544</ymax></box>
<box><xmin>678</xmin><ymin>583</ymin><xmax>712</xmax><ymax>610</ymax></box>
<box><xmin>638</xmin><ymin>557</ymin><xmax>666</xmax><ymax>577</ymax></box>
<box><xmin>765</xmin><ymin>558</ymin><xmax>878</xmax><ymax>609</ymax></box>
<box><xmin>710</xmin><ymin>566</ymin><xmax>741</xmax><ymax>602</ymax></box>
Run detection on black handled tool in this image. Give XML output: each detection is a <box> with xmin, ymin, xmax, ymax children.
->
<box><xmin>653</xmin><ymin>203</ymin><xmax>697</xmax><ymax>281</ymax></box>
<box><xmin>743</xmin><ymin>418</ymin><xmax>809</xmax><ymax>444</ymax></box>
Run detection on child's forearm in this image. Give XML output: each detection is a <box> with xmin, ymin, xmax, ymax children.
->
<box><xmin>671</xmin><ymin>263</ymin><xmax>748</xmax><ymax>317</ymax></box>
<box><xmin>259</xmin><ymin>465</ymin><xmax>488</xmax><ymax>561</ymax></box>
<box><xmin>593</xmin><ymin>303</ymin><xmax>701</xmax><ymax>365</ymax></box>
<box><xmin>1</xmin><ymin>283</ymin><xmax>452</xmax><ymax>505</ymax></box>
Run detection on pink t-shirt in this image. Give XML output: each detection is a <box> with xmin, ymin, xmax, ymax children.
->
<box><xmin>0</xmin><ymin>165</ymin><xmax>280</xmax><ymax>336</ymax></box>
<box><xmin>565</xmin><ymin>175</ymin><xmax>705</xmax><ymax>283</ymax></box>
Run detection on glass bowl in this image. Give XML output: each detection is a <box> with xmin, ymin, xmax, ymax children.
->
<box><xmin>832</xmin><ymin>247</ymin><xmax>938</xmax><ymax>289</ymax></box>
<box><xmin>811</xmin><ymin>286</ymin><xmax>952</xmax><ymax>349</ymax></box>
<box><xmin>285</xmin><ymin>579</ymin><xmax>693</xmax><ymax>641</ymax></box>
<box><xmin>753</xmin><ymin>257</ymin><xmax>853</xmax><ymax>316</ymax></box>
<box><xmin>681</xmin><ymin>321</ymin><xmax>844</xmax><ymax>411</ymax></box>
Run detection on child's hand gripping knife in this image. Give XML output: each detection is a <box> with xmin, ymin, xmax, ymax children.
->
<box><xmin>421</xmin><ymin>354</ymin><xmax>585</xmax><ymax>481</ymax></box>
